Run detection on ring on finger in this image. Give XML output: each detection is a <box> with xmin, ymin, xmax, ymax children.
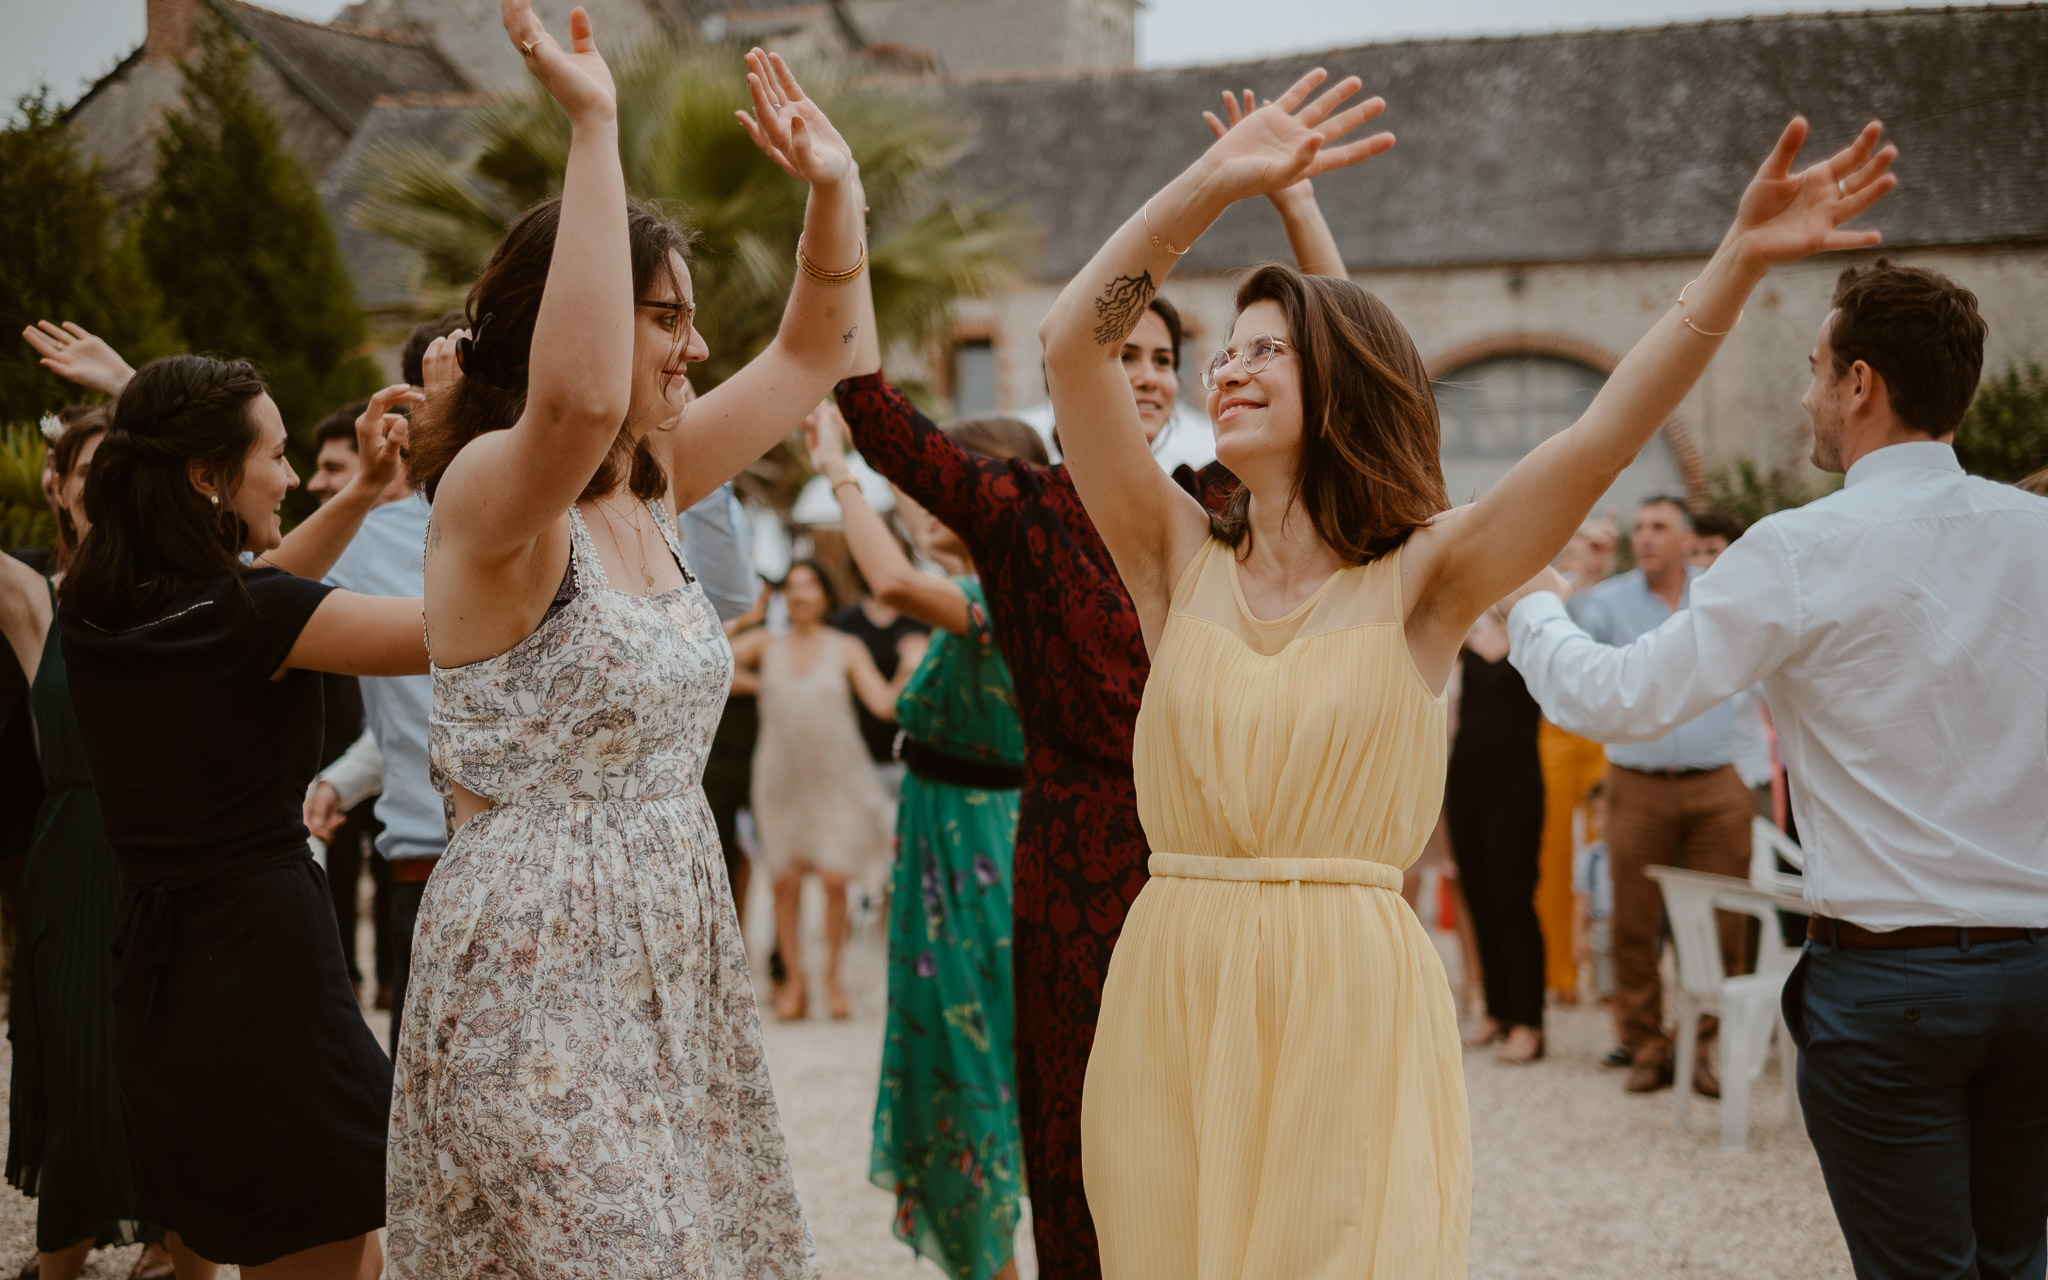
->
<box><xmin>1836</xmin><ymin>177</ymin><xmax>1847</xmax><ymax>196</ymax></box>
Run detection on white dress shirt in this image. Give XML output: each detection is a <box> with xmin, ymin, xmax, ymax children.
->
<box><xmin>1509</xmin><ymin>442</ymin><xmax>2048</xmax><ymax>929</ymax></box>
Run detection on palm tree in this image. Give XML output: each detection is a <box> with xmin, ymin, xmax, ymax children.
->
<box><xmin>352</xmin><ymin>38</ymin><xmax>1035</xmax><ymax>396</ymax></box>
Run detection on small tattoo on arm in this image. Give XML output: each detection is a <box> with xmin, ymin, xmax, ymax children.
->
<box><xmin>843</xmin><ymin>326</ymin><xmax>857</xmax><ymax>344</ymax></box>
<box><xmin>1092</xmin><ymin>272</ymin><xmax>1158</xmax><ymax>347</ymax></box>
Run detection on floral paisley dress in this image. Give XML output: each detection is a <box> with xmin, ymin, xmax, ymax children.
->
<box><xmin>387</xmin><ymin>502</ymin><xmax>816</xmax><ymax>1279</ymax></box>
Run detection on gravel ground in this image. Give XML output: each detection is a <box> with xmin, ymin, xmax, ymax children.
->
<box><xmin>0</xmin><ymin>882</ymin><xmax>1849</xmax><ymax>1277</ymax></box>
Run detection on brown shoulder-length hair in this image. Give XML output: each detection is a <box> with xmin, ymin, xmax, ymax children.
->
<box><xmin>1209</xmin><ymin>264</ymin><xmax>1447</xmax><ymax>563</ymax></box>
<box><xmin>48</xmin><ymin>406</ymin><xmax>110</xmax><ymax>570</ymax></box>
<box><xmin>406</xmin><ymin>198</ymin><xmax>694</xmax><ymax>504</ymax></box>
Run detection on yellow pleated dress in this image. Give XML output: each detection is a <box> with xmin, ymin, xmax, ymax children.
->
<box><xmin>1081</xmin><ymin>537</ymin><xmax>1470</xmax><ymax>1279</ymax></box>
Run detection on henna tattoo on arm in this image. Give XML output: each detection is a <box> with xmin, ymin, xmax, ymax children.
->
<box><xmin>1091</xmin><ymin>271</ymin><xmax>1158</xmax><ymax>348</ymax></box>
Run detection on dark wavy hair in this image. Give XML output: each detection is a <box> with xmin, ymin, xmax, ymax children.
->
<box><xmin>61</xmin><ymin>355</ymin><xmax>268</xmax><ymax>627</ymax></box>
<box><xmin>406</xmin><ymin>199</ymin><xmax>694</xmax><ymax>504</ymax></box>
<box><xmin>48</xmin><ymin>407</ymin><xmax>111</xmax><ymax>570</ymax></box>
<box><xmin>1829</xmin><ymin>259</ymin><xmax>1986</xmax><ymax>437</ymax></box>
<box><xmin>780</xmin><ymin>558</ymin><xmax>840</xmax><ymax>613</ymax></box>
<box><xmin>1210</xmin><ymin>264</ymin><xmax>1447</xmax><ymax>563</ymax></box>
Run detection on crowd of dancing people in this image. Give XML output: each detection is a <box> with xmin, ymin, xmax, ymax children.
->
<box><xmin>3</xmin><ymin>3</ymin><xmax>2045</xmax><ymax>1278</ymax></box>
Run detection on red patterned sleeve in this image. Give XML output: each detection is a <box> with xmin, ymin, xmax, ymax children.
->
<box><xmin>834</xmin><ymin>373</ymin><xmax>1025</xmax><ymax>552</ymax></box>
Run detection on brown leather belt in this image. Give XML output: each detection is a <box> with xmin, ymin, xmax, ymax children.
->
<box><xmin>1808</xmin><ymin>914</ymin><xmax>2040</xmax><ymax>949</ymax></box>
<box><xmin>389</xmin><ymin>857</ymin><xmax>440</xmax><ymax>885</ymax></box>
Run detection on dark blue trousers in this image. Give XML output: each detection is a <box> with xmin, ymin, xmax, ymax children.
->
<box><xmin>1784</xmin><ymin>931</ymin><xmax>2048</xmax><ymax>1280</ymax></box>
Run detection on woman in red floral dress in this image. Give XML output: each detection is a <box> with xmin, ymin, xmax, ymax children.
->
<box><xmin>831</xmin><ymin>94</ymin><xmax>1350</xmax><ymax>1278</ymax></box>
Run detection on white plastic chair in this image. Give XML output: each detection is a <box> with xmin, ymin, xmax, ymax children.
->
<box><xmin>1749</xmin><ymin>816</ymin><xmax>1807</xmax><ymax>897</ymax></box>
<box><xmin>1644</xmin><ymin>865</ymin><xmax>1806</xmax><ymax>1150</ymax></box>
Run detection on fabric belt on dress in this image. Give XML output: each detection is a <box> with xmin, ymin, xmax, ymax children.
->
<box><xmin>113</xmin><ymin>845</ymin><xmax>315</xmax><ymax>1018</ymax></box>
<box><xmin>899</xmin><ymin>737</ymin><xmax>1024</xmax><ymax>791</ymax></box>
<box><xmin>1807</xmin><ymin>914</ymin><xmax>2041</xmax><ymax>950</ymax></box>
<box><xmin>1148</xmin><ymin>852</ymin><xmax>1405</xmax><ymax>892</ymax></box>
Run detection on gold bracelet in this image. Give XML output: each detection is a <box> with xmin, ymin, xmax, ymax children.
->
<box><xmin>1677</xmin><ymin>279</ymin><xmax>1741</xmax><ymax>338</ymax></box>
<box><xmin>797</xmin><ymin>235</ymin><xmax>867</xmax><ymax>285</ymax></box>
<box><xmin>1141</xmin><ymin>200</ymin><xmax>1190</xmax><ymax>256</ymax></box>
<box><xmin>831</xmin><ymin>475</ymin><xmax>862</xmax><ymax>494</ymax></box>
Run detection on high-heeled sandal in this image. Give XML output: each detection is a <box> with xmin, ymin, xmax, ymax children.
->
<box><xmin>1496</xmin><ymin>1027</ymin><xmax>1546</xmax><ymax>1064</ymax></box>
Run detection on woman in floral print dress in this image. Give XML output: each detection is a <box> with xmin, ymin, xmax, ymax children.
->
<box><xmin>386</xmin><ymin>8</ymin><xmax>867</xmax><ymax>1274</ymax></box>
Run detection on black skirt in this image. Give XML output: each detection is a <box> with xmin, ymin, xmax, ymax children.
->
<box><xmin>111</xmin><ymin>847</ymin><xmax>390</xmax><ymax>1265</ymax></box>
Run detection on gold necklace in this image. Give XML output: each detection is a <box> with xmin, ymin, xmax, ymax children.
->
<box><xmin>592</xmin><ymin>494</ymin><xmax>658</xmax><ymax>592</ymax></box>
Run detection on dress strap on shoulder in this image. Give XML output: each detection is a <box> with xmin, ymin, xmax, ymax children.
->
<box><xmin>566</xmin><ymin>505</ymin><xmax>611</xmax><ymax>592</ymax></box>
<box><xmin>644</xmin><ymin>499</ymin><xmax>694</xmax><ymax>583</ymax></box>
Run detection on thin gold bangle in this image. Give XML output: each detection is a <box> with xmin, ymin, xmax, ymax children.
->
<box><xmin>1677</xmin><ymin>278</ymin><xmax>1741</xmax><ymax>338</ymax></box>
<box><xmin>831</xmin><ymin>475</ymin><xmax>861</xmax><ymax>495</ymax></box>
<box><xmin>797</xmin><ymin>235</ymin><xmax>867</xmax><ymax>285</ymax></box>
<box><xmin>1141</xmin><ymin>200</ymin><xmax>1190</xmax><ymax>256</ymax></box>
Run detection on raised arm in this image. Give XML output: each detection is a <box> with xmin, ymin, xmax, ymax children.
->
<box><xmin>805</xmin><ymin>402</ymin><xmax>970</xmax><ymax>635</ymax></box>
<box><xmin>22</xmin><ymin>321</ymin><xmax>135</xmax><ymax>397</ymax></box>
<box><xmin>1403</xmin><ymin>118</ymin><xmax>1897</xmax><ymax>650</ymax></box>
<box><xmin>653</xmin><ymin>51</ymin><xmax>863</xmax><ymax>508</ymax></box>
<box><xmin>1205</xmin><ymin>90</ymin><xmax>1348</xmax><ymax>279</ymax></box>
<box><xmin>1041</xmin><ymin>70</ymin><xmax>1393</xmax><ymax>639</ymax></box>
<box><xmin>429</xmin><ymin>0</ymin><xmax>632</xmax><ymax>555</ymax></box>
<box><xmin>259</xmin><ymin>384</ymin><xmax>418</xmax><ymax>580</ymax></box>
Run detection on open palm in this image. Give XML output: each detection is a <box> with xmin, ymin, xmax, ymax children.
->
<box><xmin>734</xmin><ymin>49</ymin><xmax>855</xmax><ymax>187</ymax></box>
<box><xmin>1198</xmin><ymin>68</ymin><xmax>1393</xmax><ymax>204</ymax></box>
<box><xmin>1733</xmin><ymin>118</ymin><xmax>1897</xmax><ymax>266</ymax></box>
<box><xmin>502</xmin><ymin>0</ymin><xmax>616</xmax><ymax>124</ymax></box>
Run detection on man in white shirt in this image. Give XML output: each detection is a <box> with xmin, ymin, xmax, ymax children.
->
<box><xmin>1505</xmin><ymin>261</ymin><xmax>2048</xmax><ymax>1280</ymax></box>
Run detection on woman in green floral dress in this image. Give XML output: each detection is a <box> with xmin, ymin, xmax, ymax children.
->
<box><xmin>808</xmin><ymin>404</ymin><xmax>1043</xmax><ymax>1280</ymax></box>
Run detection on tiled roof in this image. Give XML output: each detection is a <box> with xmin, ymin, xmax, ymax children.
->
<box><xmin>934</xmin><ymin>5</ymin><xmax>2048</xmax><ymax>278</ymax></box>
<box><xmin>319</xmin><ymin>94</ymin><xmax>484</xmax><ymax>309</ymax></box>
<box><xmin>224</xmin><ymin>1</ymin><xmax>471</xmax><ymax>133</ymax></box>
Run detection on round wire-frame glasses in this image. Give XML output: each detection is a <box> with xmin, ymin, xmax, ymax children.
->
<box><xmin>1201</xmin><ymin>334</ymin><xmax>1292</xmax><ymax>391</ymax></box>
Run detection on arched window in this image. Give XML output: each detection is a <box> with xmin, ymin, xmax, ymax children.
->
<box><xmin>1433</xmin><ymin>355</ymin><xmax>1685</xmax><ymax>516</ymax></box>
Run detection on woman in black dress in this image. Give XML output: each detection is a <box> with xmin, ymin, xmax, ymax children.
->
<box><xmin>1445</xmin><ymin>605</ymin><xmax>1548</xmax><ymax>1063</ymax></box>
<box><xmin>58</xmin><ymin>356</ymin><xmax>429</xmax><ymax>1279</ymax></box>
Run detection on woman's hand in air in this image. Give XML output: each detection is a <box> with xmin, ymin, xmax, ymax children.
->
<box><xmin>734</xmin><ymin>49</ymin><xmax>857</xmax><ymax>188</ymax></box>
<box><xmin>503</xmin><ymin>0</ymin><xmax>616</xmax><ymax>126</ymax></box>
<box><xmin>22</xmin><ymin>321</ymin><xmax>134</xmax><ymax>397</ymax></box>
<box><xmin>421</xmin><ymin>330</ymin><xmax>466</xmax><ymax>395</ymax></box>
<box><xmin>802</xmin><ymin>400</ymin><xmax>853</xmax><ymax>481</ymax></box>
<box><xmin>1726</xmin><ymin>117</ymin><xmax>1897</xmax><ymax>270</ymax></box>
<box><xmin>1192</xmin><ymin>68</ymin><xmax>1393</xmax><ymax>206</ymax></box>
<box><xmin>1205</xmin><ymin>89</ymin><xmax>1318</xmax><ymax>204</ymax></box>
<box><xmin>351</xmin><ymin>384</ymin><xmax>422</xmax><ymax>497</ymax></box>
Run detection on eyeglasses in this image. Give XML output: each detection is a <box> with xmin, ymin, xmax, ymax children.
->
<box><xmin>1201</xmin><ymin>334</ymin><xmax>1292</xmax><ymax>391</ymax></box>
<box><xmin>637</xmin><ymin>299</ymin><xmax>695</xmax><ymax>329</ymax></box>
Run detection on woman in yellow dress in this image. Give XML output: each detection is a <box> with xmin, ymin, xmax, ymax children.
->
<box><xmin>1039</xmin><ymin>68</ymin><xmax>1896</xmax><ymax>1277</ymax></box>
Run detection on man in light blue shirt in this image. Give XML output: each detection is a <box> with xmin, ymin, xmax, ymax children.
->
<box><xmin>1566</xmin><ymin>494</ymin><xmax>1753</xmax><ymax>1098</ymax></box>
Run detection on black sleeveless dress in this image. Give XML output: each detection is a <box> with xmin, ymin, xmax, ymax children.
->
<box><xmin>59</xmin><ymin>570</ymin><xmax>390</xmax><ymax>1265</ymax></box>
<box><xmin>1445</xmin><ymin>646</ymin><xmax>1548</xmax><ymax>1030</ymax></box>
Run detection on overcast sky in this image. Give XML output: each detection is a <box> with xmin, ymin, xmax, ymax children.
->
<box><xmin>5</xmin><ymin>0</ymin><xmax>1965</xmax><ymax>111</ymax></box>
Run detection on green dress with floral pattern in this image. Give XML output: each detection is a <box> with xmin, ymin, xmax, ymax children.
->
<box><xmin>870</xmin><ymin>578</ymin><xmax>1025</xmax><ymax>1280</ymax></box>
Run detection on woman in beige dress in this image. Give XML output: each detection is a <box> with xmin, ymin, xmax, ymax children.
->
<box><xmin>734</xmin><ymin>559</ymin><xmax>920</xmax><ymax>1019</ymax></box>
<box><xmin>1040</xmin><ymin>67</ymin><xmax>1896</xmax><ymax>1277</ymax></box>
